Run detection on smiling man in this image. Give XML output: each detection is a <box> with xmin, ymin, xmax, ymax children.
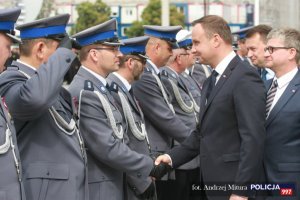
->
<box><xmin>155</xmin><ymin>15</ymin><xmax>266</xmax><ymax>200</ymax></box>
<box><xmin>263</xmin><ymin>28</ymin><xmax>300</xmax><ymax>200</ymax></box>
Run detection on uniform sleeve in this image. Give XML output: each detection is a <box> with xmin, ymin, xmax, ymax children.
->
<box><xmin>2</xmin><ymin>48</ymin><xmax>76</xmax><ymax>120</ymax></box>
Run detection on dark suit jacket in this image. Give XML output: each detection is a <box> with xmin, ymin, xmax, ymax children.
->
<box><xmin>169</xmin><ymin>55</ymin><xmax>266</xmax><ymax>199</ymax></box>
<box><xmin>264</xmin><ymin>69</ymin><xmax>300</xmax><ymax>199</ymax></box>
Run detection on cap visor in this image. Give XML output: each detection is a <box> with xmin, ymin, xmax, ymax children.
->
<box><xmin>103</xmin><ymin>41</ymin><xmax>124</xmax><ymax>46</ymax></box>
<box><xmin>6</xmin><ymin>33</ymin><xmax>21</xmax><ymax>44</ymax></box>
<box><xmin>138</xmin><ymin>54</ymin><xmax>149</xmax><ymax>59</ymax></box>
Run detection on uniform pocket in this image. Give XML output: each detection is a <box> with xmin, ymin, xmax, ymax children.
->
<box><xmin>25</xmin><ymin>163</ymin><xmax>70</xmax><ymax>200</ymax></box>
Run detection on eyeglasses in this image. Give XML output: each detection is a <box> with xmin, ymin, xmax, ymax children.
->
<box><xmin>91</xmin><ymin>46</ymin><xmax>120</xmax><ymax>53</ymax></box>
<box><xmin>127</xmin><ymin>57</ymin><xmax>147</xmax><ymax>65</ymax></box>
<box><xmin>264</xmin><ymin>46</ymin><xmax>293</xmax><ymax>54</ymax></box>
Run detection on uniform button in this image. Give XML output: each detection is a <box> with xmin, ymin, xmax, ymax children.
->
<box><xmin>66</xmin><ymin>58</ymin><xmax>71</xmax><ymax>63</ymax></box>
<box><xmin>46</xmin><ymin>172</ymin><xmax>50</xmax><ymax>176</ymax></box>
<box><xmin>137</xmin><ymin>172</ymin><xmax>141</xmax><ymax>177</ymax></box>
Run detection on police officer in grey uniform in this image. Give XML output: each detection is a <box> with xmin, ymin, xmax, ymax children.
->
<box><xmin>0</xmin><ymin>8</ymin><xmax>26</xmax><ymax>200</ymax></box>
<box><xmin>176</xmin><ymin>30</ymin><xmax>202</xmax><ymax>109</ymax></box>
<box><xmin>107</xmin><ymin>36</ymin><xmax>157</xmax><ymax>200</ymax></box>
<box><xmin>160</xmin><ymin>42</ymin><xmax>200</xmax><ymax>200</ymax></box>
<box><xmin>0</xmin><ymin>14</ymin><xmax>88</xmax><ymax>200</ymax></box>
<box><xmin>70</xmin><ymin>19</ymin><xmax>158</xmax><ymax>200</ymax></box>
<box><xmin>132</xmin><ymin>25</ymin><xmax>195</xmax><ymax>200</ymax></box>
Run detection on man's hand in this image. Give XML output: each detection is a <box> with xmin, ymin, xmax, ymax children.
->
<box><xmin>229</xmin><ymin>194</ymin><xmax>248</xmax><ymax>200</ymax></box>
<box><xmin>154</xmin><ymin>154</ymin><xmax>172</xmax><ymax>165</ymax></box>
<box><xmin>138</xmin><ymin>181</ymin><xmax>155</xmax><ymax>199</ymax></box>
<box><xmin>149</xmin><ymin>162</ymin><xmax>171</xmax><ymax>180</ymax></box>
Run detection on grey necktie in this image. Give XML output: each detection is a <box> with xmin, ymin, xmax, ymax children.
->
<box><xmin>266</xmin><ymin>80</ymin><xmax>278</xmax><ymax>118</ymax></box>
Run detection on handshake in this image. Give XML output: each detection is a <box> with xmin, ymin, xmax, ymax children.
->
<box><xmin>149</xmin><ymin>154</ymin><xmax>172</xmax><ymax>180</ymax></box>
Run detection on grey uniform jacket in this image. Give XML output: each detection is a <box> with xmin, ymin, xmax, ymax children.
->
<box><xmin>132</xmin><ymin>62</ymin><xmax>191</xmax><ymax>156</ymax></box>
<box><xmin>107</xmin><ymin>73</ymin><xmax>154</xmax><ymax>200</ymax></box>
<box><xmin>68</xmin><ymin>67</ymin><xmax>153</xmax><ymax>200</ymax></box>
<box><xmin>0</xmin><ymin>100</ymin><xmax>25</xmax><ymax>200</ymax></box>
<box><xmin>160</xmin><ymin>67</ymin><xmax>199</xmax><ymax>170</ymax></box>
<box><xmin>180</xmin><ymin>71</ymin><xmax>202</xmax><ymax>108</ymax></box>
<box><xmin>188</xmin><ymin>63</ymin><xmax>211</xmax><ymax>87</ymax></box>
<box><xmin>0</xmin><ymin>48</ymin><xmax>88</xmax><ymax>200</ymax></box>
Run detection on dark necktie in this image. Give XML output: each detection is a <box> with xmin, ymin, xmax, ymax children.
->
<box><xmin>258</xmin><ymin>68</ymin><xmax>267</xmax><ymax>81</ymax></box>
<box><xmin>261</xmin><ymin>69</ymin><xmax>267</xmax><ymax>81</ymax></box>
<box><xmin>266</xmin><ymin>80</ymin><xmax>278</xmax><ymax>118</ymax></box>
<box><xmin>206</xmin><ymin>70</ymin><xmax>218</xmax><ymax>100</ymax></box>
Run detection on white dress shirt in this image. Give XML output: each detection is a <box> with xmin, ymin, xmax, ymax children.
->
<box><xmin>268</xmin><ymin>67</ymin><xmax>298</xmax><ymax>114</ymax></box>
<box><xmin>82</xmin><ymin>65</ymin><xmax>107</xmax><ymax>86</ymax></box>
<box><xmin>112</xmin><ymin>72</ymin><xmax>131</xmax><ymax>91</ymax></box>
<box><xmin>214</xmin><ymin>51</ymin><xmax>236</xmax><ymax>84</ymax></box>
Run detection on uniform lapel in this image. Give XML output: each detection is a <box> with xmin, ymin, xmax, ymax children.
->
<box><xmin>109</xmin><ymin>73</ymin><xmax>140</xmax><ymax>113</ymax></box>
<box><xmin>266</xmin><ymin>70</ymin><xmax>300</xmax><ymax>127</ymax></box>
<box><xmin>78</xmin><ymin>67</ymin><xmax>117</xmax><ymax>108</ymax></box>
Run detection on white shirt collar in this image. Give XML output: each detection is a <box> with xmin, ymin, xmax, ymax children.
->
<box><xmin>184</xmin><ymin>68</ymin><xmax>189</xmax><ymax>74</ymax></box>
<box><xmin>275</xmin><ymin>67</ymin><xmax>298</xmax><ymax>89</ymax></box>
<box><xmin>82</xmin><ymin>65</ymin><xmax>107</xmax><ymax>86</ymax></box>
<box><xmin>17</xmin><ymin>59</ymin><xmax>37</xmax><ymax>71</ymax></box>
<box><xmin>214</xmin><ymin>51</ymin><xmax>236</xmax><ymax>76</ymax></box>
<box><xmin>166</xmin><ymin>66</ymin><xmax>178</xmax><ymax>76</ymax></box>
<box><xmin>112</xmin><ymin>72</ymin><xmax>131</xmax><ymax>91</ymax></box>
<box><xmin>147</xmin><ymin>59</ymin><xmax>160</xmax><ymax>74</ymax></box>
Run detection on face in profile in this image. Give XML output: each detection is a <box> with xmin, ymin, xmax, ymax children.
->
<box><xmin>245</xmin><ymin>33</ymin><xmax>266</xmax><ymax>67</ymax></box>
<box><xmin>0</xmin><ymin>33</ymin><xmax>12</xmax><ymax>72</ymax></box>
<box><xmin>191</xmin><ymin>24</ymin><xmax>215</xmax><ymax>66</ymax></box>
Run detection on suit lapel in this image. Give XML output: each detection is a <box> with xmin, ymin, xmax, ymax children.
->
<box><xmin>199</xmin><ymin>56</ymin><xmax>240</xmax><ymax>122</ymax></box>
<box><xmin>266</xmin><ymin>70</ymin><xmax>300</xmax><ymax>127</ymax></box>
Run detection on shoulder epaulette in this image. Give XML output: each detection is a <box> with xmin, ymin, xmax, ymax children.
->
<box><xmin>161</xmin><ymin>69</ymin><xmax>169</xmax><ymax>77</ymax></box>
<box><xmin>6</xmin><ymin>65</ymin><xmax>19</xmax><ymax>71</ymax></box>
<box><xmin>109</xmin><ymin>82</ymin><xmax>119</xmax><ymax>93</ymax></box>
<box><xmin>145</xmin><ymin>67</ymin><xmax>152</xmax><ymax>73</ymax></box>
<box><xmin>84</xmin><ymin>80</ymin><xmax>94</xmax><ymax>91</ymax></box>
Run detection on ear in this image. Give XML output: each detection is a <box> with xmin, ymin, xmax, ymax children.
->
<box><xmin>211</xmin><ymin>34</ymin><xmax>221</xmax><ymax>48</ymax></box>
<box><xmin>288</xmin><ymin>48</ymin><xmax>297</xmax><ymax>61</ymax></box>
<box><xmin>89</xmin><ymin>49</ymin><xmax>99</xmax><ymax>62</ymax></box>
<box><xmin>127</xmin><ymin>58</ymin><xmax>134</xmax><ymax>70</ymax></box>
<box><xmin>36</xmin><ymin>41</ymin><xmax>46</xmax><ymax>60</ymax></box>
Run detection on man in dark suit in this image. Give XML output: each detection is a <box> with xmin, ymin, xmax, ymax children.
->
<box><xmin>263</xmin><ymin>28</ymin><xmax>300</xmax><ymax>200</ymax></box>
<box><xmin>107</xmin><ymin>36</ymin><xmax>156</xmax><ymax>200</ymax></box>
<box><xmin>155</xmin><ymin>15</ymin><xmax>266</xmax><ymax>200</ymax></box>
<box><xmin>245</xmin><ymin>25</ymin><xmax>274</xmax><ymax>82</ymax></box>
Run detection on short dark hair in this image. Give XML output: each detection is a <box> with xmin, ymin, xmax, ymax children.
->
<box><xmin>19</xmin><ymin>38</ymin><xmax>54</xmax><ymax>57</ymax></box>
<box><xmin>192</xmin><ymin>15</ymin><xmax>232</xmax><ymax>45</ymax></box>
<box><xmin>245</xmin><ymin>25</ymin><xmax>272</xmax><ymax>43</ymax></box>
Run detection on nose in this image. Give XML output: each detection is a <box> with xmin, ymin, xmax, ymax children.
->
<box><xmin>247</xmin><ymin>50</ymin><xmax>253</xmax><ymax>58</ymax></box>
